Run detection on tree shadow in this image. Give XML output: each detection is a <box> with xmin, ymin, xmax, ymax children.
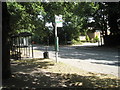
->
<box><xmin>91</xmin><ymin>62</ymin><xmax>120</xmax><ymax>66</ymax></box>
<box><xmin>2</xmin><ymin>71</ymin><xmax>120</xmax><ymax>89</ymax></box>
<box><xmin>10</xmin><ymin>58</ymin><xmax>55</xmax><ymax>73</ymax></box>
<box><xmin>59</xmin><ymin>46</ymin><xmax>118</xmax><ymax>60</ymax></box>
<box><xmin>2</xmin><ymin>58</ymin><xmax>120</xmax><ymax>89</ymax></box>
<box><xmin>58</xmin><ymin>46</ymin><xmax>119</xmax><ymax>66</ymax></box>
<box><xmin>33</xmin><ymin>45</ymin><xmax>120</xmax><ymax>67</ymax></box>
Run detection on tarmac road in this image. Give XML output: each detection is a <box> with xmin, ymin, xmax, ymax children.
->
<box><xmin>33</xmin><ymin>43</ymin><xmax>120</xmax><ymax>78</ymax></box>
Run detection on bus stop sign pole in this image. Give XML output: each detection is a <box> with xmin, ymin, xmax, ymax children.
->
<box><xmin>55</xmin><ymin>23</ymin><xmax>59</xmax><ymax>62</ymax></box>
<box><xmin>55</xmin><ymin>15</ymin><xmax>62</xmax><ymax>62</ymax></box>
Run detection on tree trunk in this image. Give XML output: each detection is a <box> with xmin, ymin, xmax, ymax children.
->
<box><xmin>107</xmin><ymin>3</ymin><xmax>119</xmax><ymax>35</ymax></box>
<box><xmin>2</xmin><ymin>2</ymin><xmax>11</xmax><ymax>79</ymax></box>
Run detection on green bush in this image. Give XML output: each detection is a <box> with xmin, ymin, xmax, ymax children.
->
<box><xmin>94</xmin><ymin>36</ymin><xmax>99</xmax><ymax>42</ymax></box>
<box><xmin>80</xmin><ymin>40</ymin><xmax>86</xmax><ymax>42</ymax></box>
<box><xmin>90</xmin><ymin>38</ymin><xmax>94</xmax><ymax>43</ymax></box>
<box><xmin>72</xmin><ymin>39</ymin><xmax>82</xmax><ymax>45</ymax></box>
<box><xmin>86</xmin><ymin>35</ymin><xmax>90</xmax><ymax>42</ymax></box>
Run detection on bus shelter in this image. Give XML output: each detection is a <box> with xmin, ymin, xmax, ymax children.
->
<box><xmin>10</xmin><ymin>32</ymin><xmax>34</xmax><ymax>60</ymax></box>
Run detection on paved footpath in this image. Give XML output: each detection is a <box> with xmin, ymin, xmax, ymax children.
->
<box><xmin>33</xmin><ymin>43</ymin><xmax>120</xmax><ymax>78</ymax></box>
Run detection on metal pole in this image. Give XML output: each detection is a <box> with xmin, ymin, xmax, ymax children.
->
<box><xmin>31</xmin><ymin>36</ymin><xmax>34</xmax><ymax>58</ymax></box>
<box><xmin>24</xmin><ymin>37</ymin><xmax>25</xmax><ymax>55</ymax></box>
<box><xmin>25</xmin><ymin>37</ymin><xmax>27</xmax><ymax>57</ymax></box>
<box><xmin>55</xmin><ymin>23</ymin><xmax>57</xmax><ymax>38</ymax></box>
<box><xmin>55</xmin><ymin>23</ymin><xmax>58</xmax><ymax>63</ymax></box>
<box><xmin>18</xmin><ymin>36</ymin><xmax>21</xmax><ymax>60</ymax></box>
<box><xmin>29</xmin><ymin>36</ymin><xmax>30</xmax><ymax>57</ymax></box>
<box><xmin>55</xmin><ymin>51</ymin><xmax>58</xmax><ymax>62</ymax></box>
<box><xmin>17</xmin><ymin>37</ymin><xmax>19</xmax><ymax>59</ymax></box>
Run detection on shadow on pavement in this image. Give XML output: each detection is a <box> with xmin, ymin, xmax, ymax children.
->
<box><xmin>91</xmin><ymin>62</ymin><xmax>120</xmax><ymax>66</ymax></box>
<box><xmin>2</xmin><ymin>58</ymin><xmax>120</xmax><ymax>89</ymax></box>
<box><xmin>58</xmin><ymin>46</ymin><xmax>119</xmax><ymax>66</ymax></box>
<box><xmin>3</xmin><ymin>73</ymin><xmax>120</xmax><ymax>89</ymax></box>
<box><xmin>10</xmin><ymin>58</ymin><xmax>55</xmax><ymax>74</ymax></box>
<box><xmin>2</xmin><ymin>70</ymin><xmax>120</xmax><ymax>89</ymax></box>
<box><xmin>32</xmin><ymin>45</ymin><xmax>120</xmax><ymax>67</ymax></box>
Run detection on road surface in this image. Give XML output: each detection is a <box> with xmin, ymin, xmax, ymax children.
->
<box><xmin>33</xmin><ymin>43</ymin><xmax>120</xmax><ymax>78</ymax></box>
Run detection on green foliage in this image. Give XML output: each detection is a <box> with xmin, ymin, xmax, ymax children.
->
<box><xmin>93</xmin><ymin>2</ymin><xmax>120</xmax><ymax>36</ymax></box>
<box><xmin>94</xmin><ymin>36</ymin><xmax>99</xmax><ymax>42</ymax></box>
<box><xmin>7</xmin><ymin>2</ymin><xmax>99</xmax><ymax>44</ymax></box>
<box><xmin>72</xmin><ymin>39</ymin><xmax>82</xmax><ymax>45</ymax></box>
<box><xmin>90</xmin><ymin>36</ymin><xmax>99</xmax><ymax>43</ymax></box>
<box><xmin>7</xmin><ymin>2</ymin><xmax>44</xmax><ymax>34</ymax></box>
<box><xmin>86</xmin><ymin>35</ymin><xmax>90</xmax><ymax>42</ymax></box>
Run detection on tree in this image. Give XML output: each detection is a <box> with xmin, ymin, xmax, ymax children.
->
<box><xmin>2</xmin><ymin>2</ymin><xmax>11</xmax><ymax>79</ymax></box>
<box><xmin>7</xmin><ymin>2</ymin><xmax>49</xmax><ymax>44</ymax></box>
<box><xmin>7</xmin><ymin>2</ymin><xmax>44</xmax><ymax>34</ymax></box>
<box><xmin>7</xmin><ymin>2</ymin><xmax>99</xmax><ymax>45</ymax></box>
<box><xmin>106</xmin><ymin>2</ymin><xmax>120</xmax><ymax>35</ymax></box>
<box><xmin>93</xmin><ymin>2</ymin><xmax>120</xmax><ymax>46</ymax></box>
<box><xmin>93</xmin><ymin>3</ymin><xmax>108</xmax><ymax>36</ymax></box>
<box><xmin>94</xmin><ymin>2</ymin><xmax>120</xmax><ymax>35</ymax></box>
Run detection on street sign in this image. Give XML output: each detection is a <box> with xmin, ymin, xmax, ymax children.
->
<box><xmin>55</xmin><ymin>15</ymin><xmax>63</xmax><ymax>27</ymax></box>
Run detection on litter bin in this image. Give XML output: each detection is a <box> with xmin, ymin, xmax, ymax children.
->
<box><xmin>43</xmin><ymin>52</ymin><xmax>49</xmax><ymax>59</ymax></box>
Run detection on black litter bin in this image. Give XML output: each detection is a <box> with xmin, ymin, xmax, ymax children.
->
<box><xmin>43</xmin><ymin>52</ymin><xmax>49</xmax><ymax>59</ymax></box>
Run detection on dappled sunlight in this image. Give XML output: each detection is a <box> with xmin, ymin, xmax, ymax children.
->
<box><xmin>2</xmin><ymin>72</ymin><xmax>120</xmax><ymax>89</ymax></box>
<box><xmin>10</xmin><ymin>58</ymin><xmax>55</xmax><ymax>74</ymax></box>
<box><xmin>32</xmin><ymin>45</ymin><xmax>119</xmax><ymax>67</ymax></box>
<box><xmin>59</xmin><ymin>46</ymin><xmax>118</xmax><ymax>61</ymax></box>
<box><xmin>3</xmin><ymin>58</ymin><xmax>120</xmax><ymax>89</ymax></box>
<box><xmin>3</xmin><ymin>2</ymin><xmax>120</xmax><ymax>89</ymax></box>
<box><xmin>33</xmin><ymin>45</ymin><xmax>119</xmax><ymax>65</ymax></box>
